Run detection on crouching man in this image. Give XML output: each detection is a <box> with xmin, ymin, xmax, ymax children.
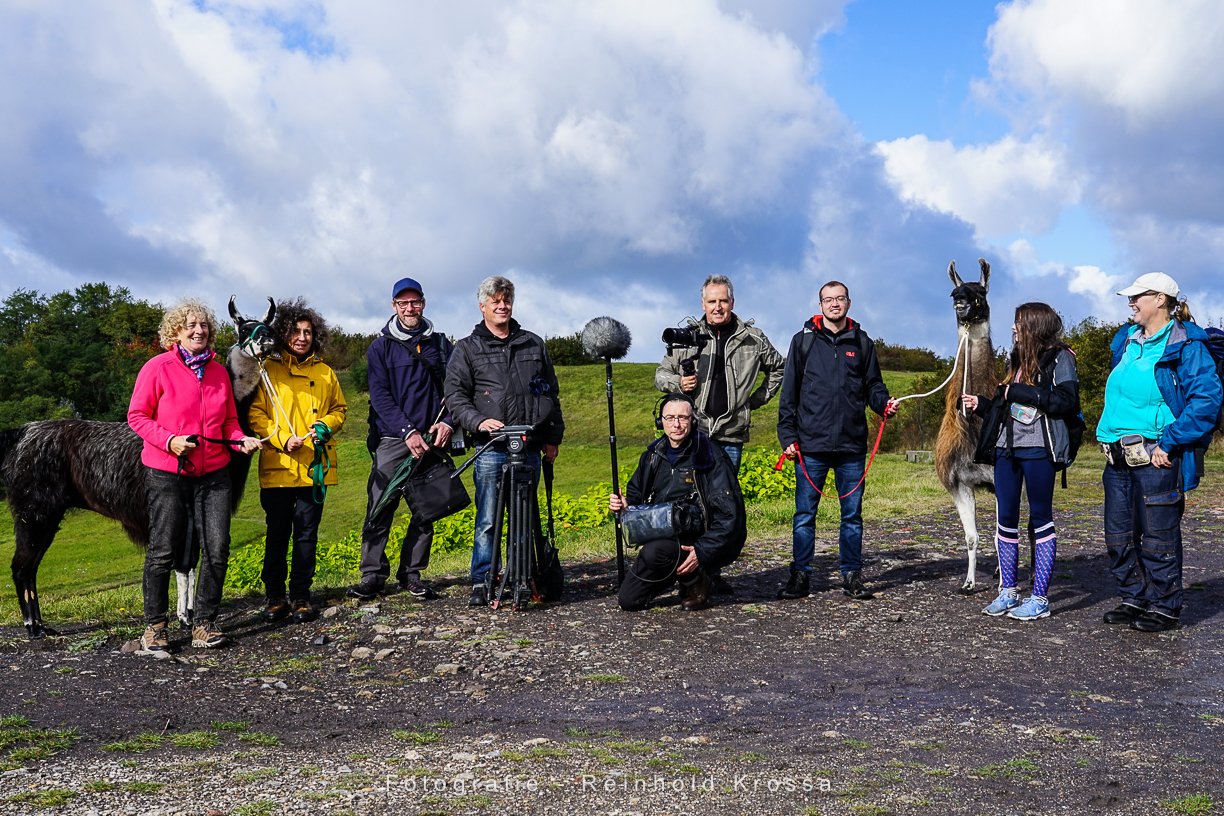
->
<box><xmin>609</xmin><ymin>393</ymin><xmax>746</xmax><ymax>612</ymax></box>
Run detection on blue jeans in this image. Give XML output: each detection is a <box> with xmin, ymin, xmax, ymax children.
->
<box><xmin>791</xmin><ymin>452</ymin><xmax>865</xmax><ymax>575</ymax></box>
<box><xmin>472</xmin><ymin>447</ymin><xmax>541</xmax><ymax>584</ymax></box>
<box><xmin>1103</xmin><ymin>453</ymin><xmax>1184</xmax><ymax>617</ymax></box>
<box><xmin>717</xmin><ymin>442</ymin><xmax>743</xmax><ymax>474</ymax></box>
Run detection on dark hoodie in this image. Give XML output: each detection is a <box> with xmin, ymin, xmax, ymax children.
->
<box><xmin>776</xmin><ymin>315</ymin><xmax>891</xmax><ymax>455</ymax></box>
<box><xmin>367</xmin><ymin>316</ymin><xmax>454</xmax><ymax>440</ymax></box>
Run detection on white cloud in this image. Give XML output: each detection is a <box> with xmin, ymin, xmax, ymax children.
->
<box><xmin>876</xmin><ymin>134</ymin><xmax>1082</xmax><ymax>240</ymax></box>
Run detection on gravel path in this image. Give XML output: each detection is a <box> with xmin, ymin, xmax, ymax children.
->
<box><xmin>3</xmin><ymin>477</ymin><xmax>1224</xmax><ymax>816</ymax></box>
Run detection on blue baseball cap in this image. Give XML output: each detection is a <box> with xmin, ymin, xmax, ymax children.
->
<box><xmin>392</xmin><ymin>277</ymin><xmax>424</xmax><ymax>299</ymax></box>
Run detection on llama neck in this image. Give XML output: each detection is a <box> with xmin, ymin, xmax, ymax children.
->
<box><xmin>945</xmin><ymin>319</ymin><xmax>997</xmax><ymax>410</ymax></box>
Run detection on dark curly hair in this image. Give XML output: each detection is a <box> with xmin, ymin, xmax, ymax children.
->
<box><xmin>272</xmin><ymin>297</ymin><xmax>330</xmax><ymax>356</ymax></box>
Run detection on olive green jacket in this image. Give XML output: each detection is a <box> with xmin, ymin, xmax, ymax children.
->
<box><xmin>655</xmin><ymin>314</ymin><xmax>784</xmax><ymax>445</ymax></box>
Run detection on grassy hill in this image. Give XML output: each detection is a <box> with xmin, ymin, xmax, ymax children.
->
<box><xmin>0</xmin><ymin>364</ymin><xmax>933</xmax><ymax>620</ymax></box>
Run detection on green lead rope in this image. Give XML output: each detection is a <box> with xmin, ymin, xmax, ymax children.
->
<box><xmin>310</xmin><ymin>421</ymin><xmax>332</xmax><ymax>504</ymax></box>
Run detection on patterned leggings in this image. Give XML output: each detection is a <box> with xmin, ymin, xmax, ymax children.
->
<box><xmin>994</xmin><ymin>451</ymin><xmax>1057</xmax><ymax>598</ymax></box>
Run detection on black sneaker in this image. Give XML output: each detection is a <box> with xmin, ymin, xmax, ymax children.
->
<box><xmin>1130</xmin><ymin>610</ymin><xmax>1178</xmax><ymax>632</ymax></box>
<box><xmin>1103</xmin><ymin>602</ymin><xmax>1147</xmax><ymax>624</ymax></box>
<box><xmin>842</xmin><ymin>570</ymin><xmax>875</xmax><ymax>600</ymax></box>
<box><xmin>777</xmin><ymin>571</ymin><xmax>810</xmax><ymax>600</ymax></box>
<box><xmin>398</xmin><ymin>575</ymin><xmax>439</xmax><ymax>600</ymax></box>
<box><xmin>468</xmin><ymin>585</ymin><xmax>489</xmax><ymax>607</ymax></box>
<box><xmin>346</xmin><ymin>579</ymin><xmax>385</xmax><ymax>600</ymax></box>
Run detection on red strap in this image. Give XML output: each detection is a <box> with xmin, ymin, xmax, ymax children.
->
<box><xmin>774</xmin><ymin>415</ymin><xmax>889</xmax><ymax>500</ymax></box>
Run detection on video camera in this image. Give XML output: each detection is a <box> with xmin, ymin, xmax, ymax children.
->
<box><xmin>662</xmin><ymin>323</ymin><xmax>708</xmax><ymax>377</ymax></box>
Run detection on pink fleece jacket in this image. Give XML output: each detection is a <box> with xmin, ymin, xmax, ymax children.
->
<box><xmin>128</xmin><ymin>347</ymin><xmax>245</xmax><ymax>475</ymax></box>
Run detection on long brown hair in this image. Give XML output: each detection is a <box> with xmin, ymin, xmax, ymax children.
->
<box><xmin>1007</xmin><ymin>302</ymin><xmax>1063</xmax><ymax>386</ymax></box>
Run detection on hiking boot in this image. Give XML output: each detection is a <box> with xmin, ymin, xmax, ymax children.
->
<box><xmin>709</xmin><ymin>572</ymin><xmax>734</xmax><ymax>596</ymax></box>
<box><xmin>1130</xmin><ymin>610</ymin><xmax>1178</xmax><ymax>632</ymax></box>
<box><xmin>1006</xmin><ymin>596</ymin><xmax>1050</xmax><ymax>621</ymax></box>
<box><xmin>1103</xmin><ymin>602</ymin><xmax>1147</xmax><ymax>624</ymax></box>
<box><xmin>842</xmin><ymin>570</ymin><xmax>875</xmax><ymax>600</ymax></box>
<box><xmin>262</xmin><ymin>598</ymin><xmax>290</xmax><ymax>622</ymax></box>
<box><xmin>345</xmin><ymin>578</ymin><xmax>385</xmax><ymax>601</ymax></box>
<box><xmin>468</xmin><ymin>584</ymin><xmax>489</xmax><ymax>607</ymax></box>
<box><xmin>777</xmin><ymin>571</ymin><xmax>810</xmax><ymax>600</ymax></box>
<box><xmin>137</xmin><ymin>622</ymin><xmax>169</xmax><ymax>656</ymax></box>
<box><xmin>191</xmin><ymin>620</ymin><xmax>229</xmax><ymax>649</ymax></box>
<box><xmin>982</xmin><ymin>588</ymin><xmax>1021</xmax><ymax>617</ymax></box>
<box><xmin>398</xmin><ymin>575</ymin><xmax>438</xmax><ymax>600</ymax></box>
<box><xmin>291</xmin><ymin>599</ymin><xmax>317</xmax><ymax>623</ymax></box>
<box><xmin>680</xmin><ymin>571</ymin><xmax>712</xmax><ymax>612</ymax></box>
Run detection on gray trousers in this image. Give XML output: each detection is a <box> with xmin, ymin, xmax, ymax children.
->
<box><xmin>144</xmin><ymin>467</ymin><xmax>231</xmax><ymax>625</ymax></box>
<box><xmin>359</xmin><ymin>437</ymin><xmax>434</xmax><ymax>584</ymax></box>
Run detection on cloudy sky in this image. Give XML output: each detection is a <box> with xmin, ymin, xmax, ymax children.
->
<box><xmin>2</xmin><ymin>0</ymin><xmax>1222</xmax><ymax>360</ymax></box>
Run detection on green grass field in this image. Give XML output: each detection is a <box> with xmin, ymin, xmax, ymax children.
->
<box><xmin>0</xmin><ymin>363</ymin><xmax>1017</xmax><ymax>627</ymax></box>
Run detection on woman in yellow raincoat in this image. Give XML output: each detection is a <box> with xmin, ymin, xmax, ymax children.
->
<box><xmin>249</xmin><ymin>298</ymin><xmax>347</xmax><ymax>623</ymax></box>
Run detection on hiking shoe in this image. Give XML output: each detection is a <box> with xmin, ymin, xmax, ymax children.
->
<box><xmin>1103</xmin><ymin>602</ymin><xmax>1147</xmax><ymax>624</ymax></box>
<box><xmin>398</xmin><ymin>575</ymin><xmax>438</xmax><ymax>600</ymax></box>
<box><xmin>842</xmin><ymin>570</ymin><xmax>875</xmax><ymax>600</ymax></box>
<box><xmin>1006</xmin><ymin>596</ymin><xmax>1050</xmax><ymax>621</ymax></box>
<box><xmin>777</xmin><ymin>570</ymin><xmax>810</xmax><ymax>600</ymax></box>
<box><xmin>137</xmin><ymin>622</ymin><xmax>169</xmax><ymax>655</ymax></box>
<box><xmin>291</xmin><ymin>599</ymin><xmax>317</xmax><ymax>624</ymax></box>
<box><xmin>191</xmin><ymin>620</ymin><xmax>229</xmax><ymax>649</ymax></box>
<box><xmin>982</xmin><ymin>589</ymin><xmax>1021</xmax><ymax>617</ymax></box>
<box><xmin>681</xmin><ymin>571</ymin><xmax>713</xmax><ymax>612</ymax></box>
<box><xmin>262</xmin><ymin>598</ymin><xmax>290</xmax><ymax>622</ymax></box>
<box><xmin>1130</xmin><ymin>610</ymin><xmax>1178</xmax><ymax>632</ymax></box>
<box><xmin>468</xmin><ymin>584</ymin><xmax>489</xmax><ymax>607</ymax></box>
<box><xmin>345</xmin><ymin>579</ymin><xmax>385</xmax><ymax>600</ymax></box>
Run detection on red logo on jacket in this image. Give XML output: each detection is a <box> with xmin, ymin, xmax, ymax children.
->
<box><xmin>846</xmin><ymin>351</ymin><xmax>856</xmax><ymax>357</ymax></box>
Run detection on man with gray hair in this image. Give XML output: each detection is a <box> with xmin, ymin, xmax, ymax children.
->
<box><xmin>656</xmin><ymin>274</ymin><xmax>784</xmax><ymax>593</ymax></box>
<box><xmin>444</xmin><ymin>275</ymin><xmax>565</xmax><ymax>606</ymax></box>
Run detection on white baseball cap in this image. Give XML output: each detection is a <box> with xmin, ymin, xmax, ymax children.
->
<box><xmin>1117</xmin><ymin>272</ymin><xmax>1179</xmax><ymax>298</ymax></box>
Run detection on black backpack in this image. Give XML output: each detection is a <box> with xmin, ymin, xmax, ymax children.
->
<box><xmin>1203</xmin><ymin>327</ymin><xmax>1224</xmax><ymax>433</ymax></box>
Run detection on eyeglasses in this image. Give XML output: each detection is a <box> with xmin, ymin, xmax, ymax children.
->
<box><xmin>660</xmin><ymin>415</ymin><xmax>692</xmax><ymax>425</ymax></box>
<box><xmin>393</xmin><ymin>298</ymin><xmax>425</xmax><ymax>309</ymax></box>
<box><xmin>820</xmin><ymin>296</ymin><xmax>849</xmax><ymax>304</ymax></box>
<box><xmin>1127</xmin><ymin>292</ymin><xmax>1158</xmax><ymax>304</ymax></box>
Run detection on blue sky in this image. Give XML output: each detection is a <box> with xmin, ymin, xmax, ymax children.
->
<box><xmin>2</xmin><ymin>0</ymin><xmax>1222</xmax><ymax>360</ymax></box>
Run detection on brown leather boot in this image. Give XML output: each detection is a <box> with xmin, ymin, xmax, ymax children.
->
<box><xmin>680</xmin><ymin>571</ymin><xmax>712</xmax><ymax>612</ymax></box>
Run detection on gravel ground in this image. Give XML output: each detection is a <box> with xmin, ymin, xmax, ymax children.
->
<box><xmin>2</xmin><ymin>479</ymin><xmax>1224</xmax><ymax>816</ymax></box>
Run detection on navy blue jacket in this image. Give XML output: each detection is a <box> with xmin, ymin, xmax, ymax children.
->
<box><xmin>367</xmin><ymin>317</ymin><xmax>453</xmax><ymax>440</ymax></box>
<box><xmin>1108</xmin><ymin>320</ymin><xmax>1222</xmax><ymax>490</ymax></box>
<box><xmin>777</xmin><ymin>317</ymin><xmax>891</xmax><ymax>455</ymax></box>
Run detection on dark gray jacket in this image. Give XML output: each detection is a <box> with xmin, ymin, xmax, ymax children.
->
<box><xmin>971</xmin><ymin>345</ymin><xmax>1080</xmax><ymax>468</ymax></box>
<box><xmin>443</xmin><ymin>319</ymin><xmax>564</xmax><ymax>448</ymax></box>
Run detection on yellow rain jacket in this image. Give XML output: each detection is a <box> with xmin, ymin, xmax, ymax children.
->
<box><xmin>248</xmin><ymin>352</ymin><xmax>348</xmax><ymax>489</ymax></box>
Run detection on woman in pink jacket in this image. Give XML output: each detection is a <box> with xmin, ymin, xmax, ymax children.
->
<box><xmin>128</xmin><ymin>299</ymin><xmax>261</xmax><ymax>655</ymax></box>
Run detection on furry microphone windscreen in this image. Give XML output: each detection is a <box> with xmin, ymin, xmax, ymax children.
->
<box><xmin>581</xmin><ymin>316</ymin><xmax>632</xmax><ymax>360</ymax></box>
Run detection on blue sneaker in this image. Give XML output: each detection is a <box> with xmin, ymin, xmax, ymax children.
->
<box><xmin>982</xmin><ymin>589</ymin><xmax>1020</xmax><ymax>617</ymax></box>
<box><xmin>1007</xmin><ymin>596</ymin><xmax>1050</xmax><ymax>621</ymax></box>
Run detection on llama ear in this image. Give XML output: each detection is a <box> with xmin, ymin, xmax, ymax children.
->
<box><xmin>228</xmin><ymin>296</ymin><xmax>240</xmax><ymax>323</ymax></box>
<box><xmin>262</xmin><ymin>297</ymin><xmax>275</xmax><ymax>326</ymax></box>
<box><xmin>977</xmin><ymin>258</ymin><xmax>991</xmax><ymax>292</ymax></box>
<box><xmin>947</xmin><ymin>261</ymin><xmax>963</xmax><ymax>288</ymax></box>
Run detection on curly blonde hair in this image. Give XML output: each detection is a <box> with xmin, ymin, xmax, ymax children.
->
<box><xmin>158</xmin><ymin>298</ymin><xmax>219</xmax><ymax>350</ymax></box>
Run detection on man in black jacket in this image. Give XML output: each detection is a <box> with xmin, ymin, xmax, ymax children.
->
<box><xmin>776</xmin><ymin>281</ymin><xmax>896</xmax><ymax>601</ymax></box>
<box><xmin>443</xmin><ymin>275</ymin><xmax>564</xmax><ymax>606</ymax></box>
<box><xmin>348</xmin><ymin>277</ymin><xmax>453</xmax><ymax>601</ymax></box>
<box><xmin>610</xmin><ymin>393</ymin><xmax>746</xmax><ymax>612</ymax></box>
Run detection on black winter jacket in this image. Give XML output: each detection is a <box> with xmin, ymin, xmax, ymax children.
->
<box><xmin>777</xmin><ymin>317</ymin><xmax>891</xmax><ymax>454</ymax></box>
<box><xmin>624</xmin><ymin>432</ymin><xmax>746</xmax><ymax>571</ymax></box>
<box><xmin>971</xmin><ymin>344</ymin><xmax>1080</xmax><ymax>467</ymax></box>
<box><xmin>443</xmin><ymin>319</ymin><xmax>564</xmax><ymax>448</ymax></box>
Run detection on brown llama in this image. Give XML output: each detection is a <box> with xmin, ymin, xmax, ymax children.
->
<box><xmin>934</xmin><ymin>259</ymin><xmax>999</xmax><ymax>593</ymax></box>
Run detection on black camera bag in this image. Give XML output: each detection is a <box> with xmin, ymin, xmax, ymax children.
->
<box><xmin>402</xmin><ymin>452</ymin><xmax>471</xmax><ymax>523</ymax></box>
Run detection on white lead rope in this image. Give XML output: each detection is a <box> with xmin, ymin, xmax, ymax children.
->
<box><xmin>890</xmin><ymin>332</ymin><xmax>971</xmax><ymax>412</ymax></box>
<box><xmin>254</xmin><ymin>361</ymin><xmax>301</xmax><ymax>443</ymax></box>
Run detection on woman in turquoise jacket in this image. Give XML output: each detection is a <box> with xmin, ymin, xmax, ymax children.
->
<box><xmin>1098</xmin><ymin>273</ymin><xmax>1222</xmax><ymax>632</ymax></box>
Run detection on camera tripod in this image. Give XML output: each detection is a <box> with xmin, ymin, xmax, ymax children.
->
<box><xmin>455</xmin><ymin>425</ymin><xmax>545</xmax><ymax>611</ymax></box>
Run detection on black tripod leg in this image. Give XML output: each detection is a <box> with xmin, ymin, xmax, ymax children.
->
<box><xmin>490</xmin><ymin>465</ymin><xmax>508</xmax><ymax>608</ymax></box>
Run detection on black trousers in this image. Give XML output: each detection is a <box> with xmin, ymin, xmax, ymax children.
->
<box><xmin>144</xmin><ymin>467</ymin><xmax>231</xmax><ymax>625</ymax></box>
<box><xmin>618</xmin><ymin>538</ymin><xmax>701</xmax><ymax>611</ymax></box>
<box><xmin>260</xmin><ymin>486</ymin><xmax>324</xmax><ymax>600</ymax></box>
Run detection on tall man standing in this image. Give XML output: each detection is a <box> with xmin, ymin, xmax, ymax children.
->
<box><xmin>348</xmin><ymin>278</ymin><xmax>453</xmax><ymax>601</ymax></box>
<box><xmin>656</xmin><ymin>274</ymin><xmax>783</xmax><ymax>593</ymax></box>
<box><xmin>444</xmin><ymin>275</ymin><xmax>564</xmax><ymax>606</ymax></box>
<box><xmin>776</xmin><ymin>281</ymin><xmax>897</xmax><ymax>601</ymax></box>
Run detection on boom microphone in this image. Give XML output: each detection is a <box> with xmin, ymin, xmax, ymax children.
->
<box><xmin>581</xmin><ymin>316</ymin><xmax>632</xmax><ymax>360</ymax></box>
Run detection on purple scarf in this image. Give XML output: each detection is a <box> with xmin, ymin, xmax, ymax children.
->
<box><xmin>177</xmin><ymin>345</ymin><xmax>214</xmax><ymax>381</ymax></box>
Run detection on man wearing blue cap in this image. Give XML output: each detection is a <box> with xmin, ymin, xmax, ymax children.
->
<box><xmin>348</xmin><ymin>277</ymin><xmax>454</xmax><ymax>600</ymax></box>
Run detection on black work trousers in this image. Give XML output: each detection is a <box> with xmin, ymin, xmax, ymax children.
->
<box><xmin>618</xmin><ymin>538</ymin><xmax>701</xmax><ymax>611</ymax></box>
<box><xmin>260</xmin><ymin>486</ymin><xmax>324</xmax><ymax>601</ymax></box>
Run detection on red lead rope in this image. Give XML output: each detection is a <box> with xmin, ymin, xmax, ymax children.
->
<box><xmin>774</xmin><ymin>415</ymin><xmax>890</xmax><ymax>500</ymax></box>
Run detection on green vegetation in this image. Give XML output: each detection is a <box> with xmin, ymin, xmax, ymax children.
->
<box><xmin>392</xmin><ymin>730</ymin><xmax>441</xmax><ymax>745</ymax></box>
<box><xmin>1163</xmin><ymin>794</ymin><xmax>1215</xmax><ymax>815</ymax></box>
<box><xmin>211</xmin><ymin>720</ymin><xmax>251</xmax><ymax>733</ymax></box>
<box><xmin>237</xmin><ymin>732</ymin><xmax>280</xmax><ymax>747</ymax></box>
<box><xmin>7</xmin><ymin>788</ymin><xmax>76</xmax><ymax>807</ymax></box>
<box><xmin>101</xmin><ymin>733</ymin><xmax>165</xmax><ymax>753</ymax></box>
<box><xmin>171</xmin><ymin>731</ymin><xmax>221</xmax><ymax>750</ymax></box>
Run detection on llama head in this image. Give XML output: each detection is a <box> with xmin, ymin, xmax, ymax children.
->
<box><xmin>228</xmin><ymin>296</ymin><xmax>277</xmax><ymax>360</ymax></box>
<box><xmin>947</xmin><ymin>258</ymin><xmax>991</xmax><ymax>327</ymax></box>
